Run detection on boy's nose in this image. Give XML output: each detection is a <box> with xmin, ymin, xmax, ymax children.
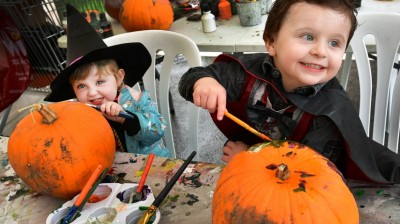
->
<box><xmin>310</xmin><ymin>42</ymin><xmax>327</xmax><ymax>58</ymax></box>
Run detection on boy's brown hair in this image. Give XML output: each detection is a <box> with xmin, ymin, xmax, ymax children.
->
<box><xmin>264</xmin><ymin>0</ymin><xmax>358</xmax><ymax>48</ymax></box>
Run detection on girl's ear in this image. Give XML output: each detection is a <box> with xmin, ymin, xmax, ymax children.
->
<box><xmin>265</xmin><ymin>39</ymin><xmax>276</xmax><ymax>56</ymax></box>
<box><xmin>116</xmin><ymin>68</ymin><xmax>125</xmax><ymax>85</ymax></box>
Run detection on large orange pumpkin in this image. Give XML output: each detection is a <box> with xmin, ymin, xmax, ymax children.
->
<box><xmin>212</xmin><ymin>141</ymin><xmax>359</xmax><ymax>224</ymax></box>
<box><xmin>7</xmin><ymin>102</ymin><xmax>115</xmax><ymax>200</ymax></box>
<box><xmin>119</xmin><ymin>0</ymin><xmax>174</xmax><ymax>32</ymax></box>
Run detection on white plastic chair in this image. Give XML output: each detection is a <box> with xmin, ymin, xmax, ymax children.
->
<box><xmin>103</xmin><ymin>30</ymin><xmax>201</xmax><ymax>158</ymax></box>
<box><xmin>344</xmin><ymin>12</ymin><xmax>400</xmax><ymax>153</ymax></box>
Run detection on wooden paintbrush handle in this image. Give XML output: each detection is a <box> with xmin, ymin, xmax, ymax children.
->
<box><xmin>224</xmin><ymin>110</ymin><xmax>272</xmax><ymax>141</ymax></box>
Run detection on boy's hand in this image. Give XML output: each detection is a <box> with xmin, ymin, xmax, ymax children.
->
<box><xmin>193</xmin><ymin>77</ymin><xmax>226</xmax><ymax>120</ymax></box>
<box><xmin>100</xmin><ymin>101</ymin><xmax>125</xmax><ymax>123</ymax></box>
<box><xmin>222</xmin><ymin>140</ymin><xmax>249</xmax><ymax>163</ymax></box>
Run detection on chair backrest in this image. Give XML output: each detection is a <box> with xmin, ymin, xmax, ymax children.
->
<box><xmin>350</xmin><ymin>12</ymin><xmax>400</xmax><ymax>152</ymax></box>
<box><xmin>103</xmin><ymin>30</ymin><xmax>202</xmax><ymax>158</ymax></box>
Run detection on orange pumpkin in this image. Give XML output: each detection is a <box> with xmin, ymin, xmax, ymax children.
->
<box><xmin>212</xmin><ymin>141</ymin><xmax>359</xmax><ymax>224</ymax></box>
<box><xmin>119</xmin><ymin>0</ymin><xmax>174</xmax><ymax>32</ymax></box>
<box><xmin>7</xmin><ymin>102</ymin><xmax>115</xmax><ymax>200</ymax></box>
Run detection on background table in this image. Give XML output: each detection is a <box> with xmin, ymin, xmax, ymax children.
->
<box><xmin>1</xmin><ymin>135</ymin><xmax>400</xmax><ymax>223</ymax></box>
<box><xmin>61</xmin><ymin>0</ymin><xmax>400</xmax><ymax>54</ymax></box>
<box><xmin>168</xmin><ymin>0</ymin><xmax>400</xmax><ymax>53</ymax></box>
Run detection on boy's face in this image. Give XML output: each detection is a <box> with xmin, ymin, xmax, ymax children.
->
<box><xmin>72</xmin><ymin>65</ymin><xmax>125</xmax><ymax>105</ymax></box>
<box><xmin>266</xmin><ymin>2</ymin><xmax>351</xmax><ymax>92</ymax></box>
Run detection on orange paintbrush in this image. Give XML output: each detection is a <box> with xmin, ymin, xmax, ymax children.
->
<box><xmin>128</xmin><ymin>153</ymin><xmax>155</xmax><ymax>203</ymax></box>
<box><xmin>224</xmin><ymin>110</ymin><xmax>272</xmax><ymax>141</ymax></box>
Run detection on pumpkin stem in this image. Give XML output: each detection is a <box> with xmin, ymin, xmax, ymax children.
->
<box><xmin>18</xmin><ymin>103</ymin><xmax>58</xmax><ymax>124</ymax></box>
<box><xmin>36</xmin><ymin>104</ymin><xmax>58</xmax><ymax>124</ymax></box>
<box><xmin>276</xmin><ymin>163</ymin><xmax>290</xmax><ymax>181</ymax></box>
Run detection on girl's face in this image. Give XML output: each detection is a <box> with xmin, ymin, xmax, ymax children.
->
<box><xmin>266</xmin><ymin>2</ymin><xmax>351</xmax><ymax>92</ymax></box>
<box><xmin>72</xmin><ymin>65</ymin><xmax>125</xmax><ymax>105</ymax></box>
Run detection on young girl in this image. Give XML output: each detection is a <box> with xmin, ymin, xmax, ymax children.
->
<box><xmin>179</xmin><ymin>0</ymin><xmax>400</xmax><ymax>183</ymax></box>
<box><xmin>45</xmin><ymin>4</ymin><xmax>170</xmax><ymax>157</ymax></box>
<box><xmin>71</xmin><ymin>59</ymin><xmax>170</xmax><ymax>157</ymax></box>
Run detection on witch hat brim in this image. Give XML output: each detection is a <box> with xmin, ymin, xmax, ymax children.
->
<box><xmin>45</xmin><ymin>4</ymin><xmax>151</xmax><ymax>102</ymax></box>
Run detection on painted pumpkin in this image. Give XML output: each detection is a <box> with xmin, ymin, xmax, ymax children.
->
<box><xmin>212</xmin><ymin>141</ymin><xmax>359</xmax><ymax>224</ymax></box>
<box><xmin>119</xmin><ymin>0</ymin><xmax>174</xmax><ymax>32</ymax></box>
<box><xmin>7</xmin><ymin>102</ymin><xmax>115</xmax><ymax>200</ymax></box>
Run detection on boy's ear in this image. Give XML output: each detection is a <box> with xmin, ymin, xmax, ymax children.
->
<box><xmin>265</xmin><ymin>40</ymin><xmax>276</xmax><ymax>56</ymax></box>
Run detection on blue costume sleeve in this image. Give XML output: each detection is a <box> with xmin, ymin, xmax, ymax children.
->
<box><xmin>118</xmin><ymin>86</ymin><xmax>170</xmax><ymax>157</ymax></box>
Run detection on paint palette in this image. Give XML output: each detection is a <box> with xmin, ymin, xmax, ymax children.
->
<box><xmin>46</xmin><ymin>183</ymin><xmax>160</xmax><ymax>224</ymax></box>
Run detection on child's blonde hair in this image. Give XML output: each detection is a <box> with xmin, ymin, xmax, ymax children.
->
<box><xmin>69</xmin><ymin>59</ymin><xmax>121</xmax><ymax>87</ymax></box>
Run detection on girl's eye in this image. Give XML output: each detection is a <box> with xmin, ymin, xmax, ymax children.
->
<box><xmin>329</xmin><ymin>40</ymin><xmax>339</xmax><ymax>48</ymax></box>
<box><xmin>302</xmin><ymin>34</ymin><xmax>314</xmax><ymax>41</ymax></box>
<box><xmin>97</xmin><ymin>80</ymin><xmax>105</xmax><ymax>85</ymax></box>
<box><xmin>77</xmin><ymin>84</ymin><xmax>85</xmax><ymax>89</ymax></box>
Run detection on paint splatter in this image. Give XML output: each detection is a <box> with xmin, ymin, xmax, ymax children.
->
<box><xmin>355</xmin><ymin>189</ymin><xmax>365</xmax><ymax>197</ymax></box>
<box><xmin>129</xmin><ymin>156</ymin><xmax>137</xmax><ymax>163</ymax></box>
<box><xmin>186</xmin><ymin>193</ymin><xmax>199</xmax><ymax>206</ymax></box>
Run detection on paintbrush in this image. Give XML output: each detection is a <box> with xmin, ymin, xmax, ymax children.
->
<box><xmin>62</xmin><ymin>164</ymin><xmax>103</xmax><ymax>224</ymax></box>
<box><xmin>85</xmin><ymin>103</ymin><xmax>134</xmax><ymax>119</ymax></box>
<box><xmin>68</xmin><ymin>167</ymin><xmax>109</xmax><ymax>222</ymax></box>
<box><xmin>137</xmin><ymin>151</ymin><xmax>196</xmax><ymax>224</ymax></box>
<box><xmin>224</xmin><ymin>110</ymin><xmax>272</xmax><ymax>141</ymax></box>
<box><xmin>128</xmin><ymin>153</ymin><xmax>155</xmax><ymax>203</ymax></box>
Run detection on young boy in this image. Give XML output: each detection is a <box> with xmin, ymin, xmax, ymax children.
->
<box><xmin>45</xmin><ymin>4</ymin><xmax>170</xmax><ymax>157</ymax></box>
<box><xmin>179</xmin><ymin>0</ymin><xmax>400</xmax><ymax>183</ymax></box>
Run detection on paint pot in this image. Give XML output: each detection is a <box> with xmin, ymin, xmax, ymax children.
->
<box><xmin>46</xmin><ymin>183</ymin><xmax>161</xmax><ymax>224</ymax></box>
<box><xmin>236</xmin><ymin>1</ymin><xmax>262</xmax><ymax>27</ymax></box>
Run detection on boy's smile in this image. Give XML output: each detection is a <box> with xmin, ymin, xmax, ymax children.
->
<box><xmin>266</xmin><ymin>2</ymin><xmax>351</xmax><ymax>92</ymax></box>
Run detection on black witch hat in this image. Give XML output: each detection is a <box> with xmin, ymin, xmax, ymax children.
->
<box><xmin>45</xmin><ymin>4</ymin><xmax>151</xmax><ymax>102</ymax></box>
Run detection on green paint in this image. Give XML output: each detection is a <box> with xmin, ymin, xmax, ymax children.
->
<box><xmin>139</xmin><ymin>206</ymin><xmax>149</xmax><ymax>211</ymax></box>
<box><xmin>8</xmin><ymin>188</ymin><xmax>30</xmax><ymax>201</ymax></box>
<box><xmin>169</xmin><ymin>194</ymin><xmax>180</xmax><ymax>202</ymax></box>
<box><xmin>355</xmin><ymin>189</ymin><xmax>365</xmax><ymax>197</ymax></box>
<box><xmin>376</xmin><ymin>189</ymin><xmax>384</xmax><ymax>195</ymax></box>
<box><xmin>0</xmin><ymin>176</ymin><xmax>17</xmax><ymax>183</ymax></box>
<box><xmin>293</xmin><ymin>187</ymin><xmax>306</xmax><ymax>192</ymax></box>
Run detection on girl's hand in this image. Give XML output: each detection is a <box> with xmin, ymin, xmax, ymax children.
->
<box><xmin>193</xmin><ymin>77</ymin><xmax>227</xmax><ymax>120</ymax></box>
<box><xmin>100</xmin><ymin>101</ymin><xmax>125</xmax><ymax>123</ymax></box>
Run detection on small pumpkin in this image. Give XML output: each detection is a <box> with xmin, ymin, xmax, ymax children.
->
<box><xmin>119</xmin><ymin>0</ymin><xmax>174</xmax><ymax>32</ymax></box>
<box><xmin>7</xmin><ymin>102</ymin><xmax>115</xmax><ymax>200</ymax></box>
<box><xmin>212</xmin><ymin>141</ymin><xmax>359</xmax><ymax>224</ymax></box>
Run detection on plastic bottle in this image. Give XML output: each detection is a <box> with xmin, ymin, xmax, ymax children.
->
<box><xmin>201</xmin><ymin>5</ymin><xmax>216</xmax><ymax>33</ymax></box>
<box><xmin>218</xmin><ymin>0</ymin><xmax>232</xmax><ymax>19</ymax></box>
<box><xmin>99</xmin><ymin>12</ymin><xmax>114</xmax><ymax>39</ymax></box>
<box><xmin>228</xmin><ymin>0</ymin><xmax>237</xmax><ymax>15</ymax></box>
<box><xmin>89</xmin><ymin>12</ymin><xmax>100</xmax><ymax>33</ymax></box>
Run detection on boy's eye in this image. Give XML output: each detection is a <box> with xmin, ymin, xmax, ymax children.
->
<box><xmin>302</xmin><ymin>34</ymin><xmax>314</xmax><ymax>41</ymax></box>
<box><xmin>329</xmin><ymin>40</ymin><xmax>339</xmax><ymax>48</ymax></box>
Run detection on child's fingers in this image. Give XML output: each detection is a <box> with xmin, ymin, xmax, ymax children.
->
<box><xmin>216</xmin><ymin>94</ymin><xmax>226</xmax><ymax>121</ymax></box>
